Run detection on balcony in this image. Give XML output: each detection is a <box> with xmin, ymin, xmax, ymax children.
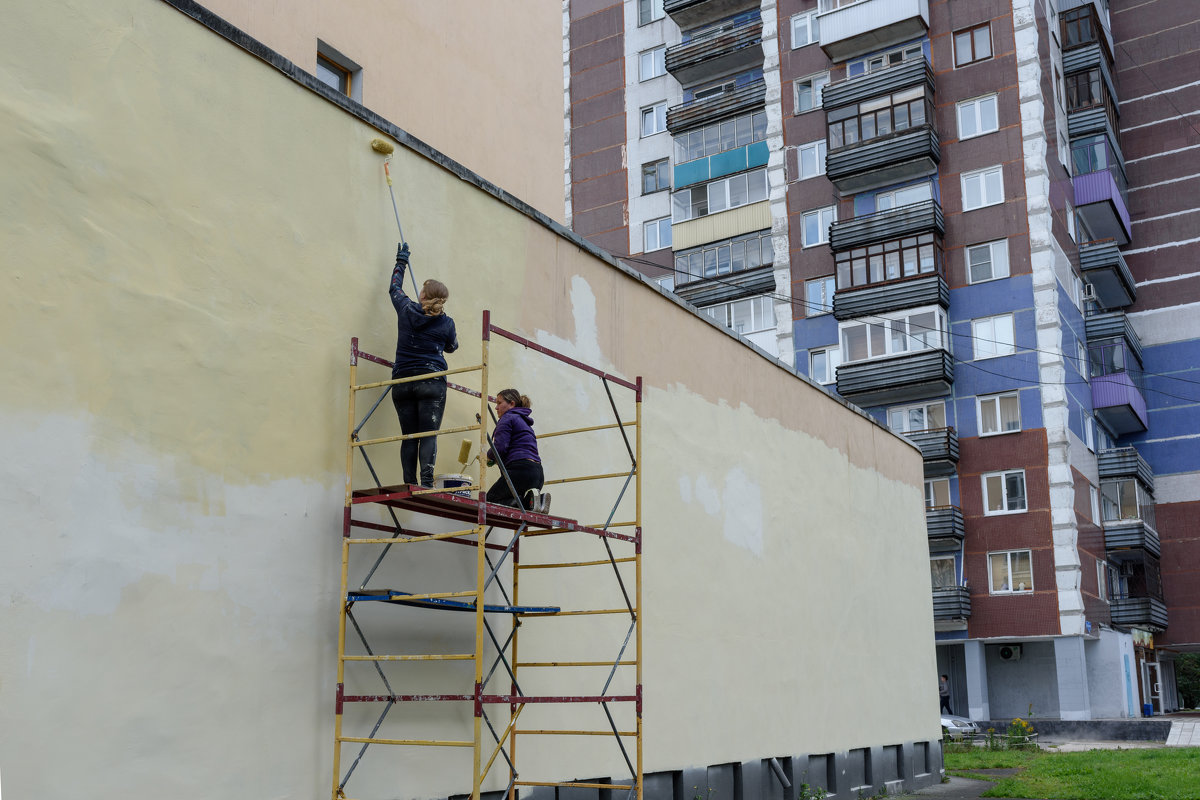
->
<box><xmin>1098</xmin><ymin>447</ymin><xmax>1155</xmax><ymax>493</ymax></box>
<box><xmin>1088</xmin><ymin>315</ymin><xmax>1147</xmax><ymax>433</ymax></box>
<box><xmin>1105</xmin><ymin>521</ymin><xmax>1161</xmax><ymax>559</ymax></box>
<box><xmin>817</xmin><ymin>0</ymin><xmax>930</xmax><ymax>62</ymax></box>
<box><xmin>665</xmin><ymin>20</ymin><xmax>763</xmax><ymax>86</ymax></box>
<box><xmin>1086</xmin><ymin>310</ymin><xmax>1143</xmax><ymax>362</ymax></box>
<box><xmin>1092</xmin><ymin>372</ymin><xmax>1148</xmax><ymax>435</ymax></box>
<box><xmin>833</xmin><ymin>272</ymin><xmax>947</xmax><ymax>320</ymax></box>
<box><xmin>829</xmin><ymin>198</ymin><xmax>944</xmax><ymax>253</ymax></box>
<box><xmin>667</xmin><ymin>79</ymin><xmax>765</xmax><ymax>135</ymax></box>
<box><xmin>926</xmin><ymin>506</ymin><xmax>965</xmax><ymax>552</ymax></box>
<box><xmin>663</xmin><ymin>0</ymin><xmax>757</xmax><ymax>30</ymax></box>
<box><xmin>932</xmin><ymin>586</ymin><xmax>971</xmax><ymax>621</ymax></box>
<box><xmin>1074</xmin><ymin>170</ymin><xmax>1132</xmax><ymax>245</ymax></box>
<box><xmin>1111</xmin><ymin>596</ymin><xmax>1168</xmax><ymax>631</ymax></box>
<box><xmin>836</xmin><ymin>348</ymin><xmax>953</xmax><ymax>406</ymax></box>
<box><xmin>905</xmin><ymin>427</ymin><xmax>959</xmax><ymax>477</ymax></box>
<box><xmin>828</xmin><ymin>126</ymin><xmax>940</xmax><ymax>195</ymax></box>
<box><xmin>1068</xmin><ymin>89</ymin><xmax>1119</xmax><ymax>145</ymax></box>
<box><xmin>1080</xmin><ymin>240</ymin><xmax>1136</xmax><ymax>309</ymax></box>
<box><xmin>676</xmin><ymin>263</ymin><xmax>775</xmax><ymax>307</ymax></box>
<box><xmin>1061</xmin><ymin>4</ymin><xmax>1114</xmax><ymax>70</ymax></box>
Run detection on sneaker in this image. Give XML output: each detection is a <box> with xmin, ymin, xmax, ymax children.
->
<box><xmin>537</xmin><ymin>492</ymin><xmax>552</xmax><ymax>514</ymax></box>
<box><xmin>522</xmin><ymin>489</ymin><xmax>539</xmax><ymax>513</ymax></box>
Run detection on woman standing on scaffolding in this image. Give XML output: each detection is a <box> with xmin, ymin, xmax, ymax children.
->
<box><xmin>389</xmin><ymin>243</ymin><xmax>458</xmax><ymax>488</ymax></box>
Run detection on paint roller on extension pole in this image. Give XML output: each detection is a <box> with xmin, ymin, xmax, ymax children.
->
<box><xmin>371</xmin><ymin>137</ymin><xmax>420</xmax><ymax>297</ymax></box>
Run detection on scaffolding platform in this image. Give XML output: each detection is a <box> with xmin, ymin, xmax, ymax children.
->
<box><xmin>332</xmin><ymin>311</ymin><xmax>643</xmax><ymax>800</ymax></box>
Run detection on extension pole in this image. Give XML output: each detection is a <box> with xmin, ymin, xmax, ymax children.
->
<box><xmin>372</xmin><ymin>138</ymin><xmax>421</xmax><ymax>297</ymax></box>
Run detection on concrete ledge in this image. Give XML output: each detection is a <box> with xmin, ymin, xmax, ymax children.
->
<box><xmin>978</xmin><ymin>719</ymin><xmax>1171</xmax><ymax>741</ymax></box>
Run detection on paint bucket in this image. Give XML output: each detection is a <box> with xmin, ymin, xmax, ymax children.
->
<box><xmin>434</xmin><ymin>473</ymin><xmax>473</xmax><ymax>498</ymax></box>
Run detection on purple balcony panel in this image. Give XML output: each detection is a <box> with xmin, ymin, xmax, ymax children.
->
<box><xmin>1091</xmin><ymin>372</ymin><xmax>1148</xmax><ymax>435</ymax></box>
<box><xmin>1073</xmin><ymin>171</ymin><xmax>1132</xmax><ymax>245</ymax></box>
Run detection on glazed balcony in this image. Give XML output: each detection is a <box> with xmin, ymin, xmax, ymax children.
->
<box><xmin>829</xmin><ymin>198</ymin><xmax>944</xmax><ymax>253</ymax></box>
<box><xmin>827</xmin><ymin>125</ymin><xmax>940</xmax><ymax>195</ymax></box>
<box><xmin>1080</xmin><ymin>239</ymin><xmax>1136</xmax><ymax>309</ymax></box>
<box><xmin>833</xmin><ymin>272</ymin><xmax>947</xmax><ymax>321</ymax></box>
<box><xmin>1074</xmin><ymin>170</ymin><xmax>1132</xmax><ymax>245</ymax></box>
<box><xmin>836</xmin><ymin>348</ymin><xmax>953</xmax><ymax>406</ymax></box>
<box><xmin>663</xmin><ymin>0</ymin><xmax>757</xmax><ymax>30</ymax></box>
<box><xmin>1110</xmin><ymin>596</ymin><xmax>1168</xmax><ymax>631</ymax></box>
<box><xmin>932</xmin><ymin>586</ymin><xmax>971</xmax><ymax>621</ymax></box>
<box><xmin>1067</xmin><ymin>78</ymin><xmax>1120</xmax><ymax>146</ymax></box>
<box><xmin>666</xmin><ymin>79</ymin><xmax>765</xmax><ymax>135</ymax></box>
<box><xmin>665</xmin><ymin>19</ymin><xmax>763</xmax><ymax>86</ymax></box>
<box><xmin>1092</xmin><ymin>371</ymin><xmax>1149</xmax><ymax>436</ymax></box>
<box><xmin>926</xmin><ymin>506</ymin><xmax>965</xmax><ymax>552</ymax></box>
<box><xmin>1061</xmin><ymin>4</ymin><xmax>1114</xmax><ymax>69</ymax></box>
<box><xmin>1105</xmin><ymin>520</ymin><xmax>1161</xmax><ymax>559</ymax></box>
<box><xmin>817</xmin><ymin>0</ymin><xmax>930</xmax><ymax>62</ymax></box>
<box><xmin>1086</xmin><ymin>310</ymin><xmax>1143</xmax><ymax>363</ymax></box>
<box><xmin>1098</xmin><ymin>447</ymin><xmax>1155</xmax><ymax>492</ymax></box>
<box><xmin>905</xmin><ymin>427</ymin><xmax>959</xmax><ymax>477</ymax></box>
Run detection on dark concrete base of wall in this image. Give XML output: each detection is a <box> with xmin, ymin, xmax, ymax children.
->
<box><xmin>452</xmin><ymin>739</ymin><xmax>944</xmax><ymax>800</ymax></box>
<box><xmin>979</xmin><ymin>719</ymin><xmax>1171</xmax><ymax>741</ymax></box>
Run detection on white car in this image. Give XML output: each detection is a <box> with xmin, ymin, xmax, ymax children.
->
<box><xmin>941</xmin><ymin>714</ymin><xmax>980</xmax><ymax>739</ymax></box>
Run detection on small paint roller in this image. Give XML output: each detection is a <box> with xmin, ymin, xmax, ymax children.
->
<box><xmin>457</xmin><ymin>439</ymin><xmax>473</xmax><ymax>465</ymax></box>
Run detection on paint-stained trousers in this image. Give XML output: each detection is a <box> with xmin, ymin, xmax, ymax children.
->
<box><xmin>391</xmin><ymin>377</ymin><xmax>447</xmax><ymax>487</ymax></box>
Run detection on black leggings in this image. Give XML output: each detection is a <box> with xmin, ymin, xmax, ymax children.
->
<box><xmin>391</xmin><ymin>377</ymin><xmax>447</xmax><ymax>487</ymax></box>
<box><xmin>486</xmin><ymin>459</ymin><xmax>544</xmax><ymax>509</ymax></box>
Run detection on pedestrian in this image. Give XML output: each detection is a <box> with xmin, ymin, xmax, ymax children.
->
<box><xmin>388</xmin><ymin>243</ymin><xmax>458</xmax><ymax>488</ymax></box>
<box><xmin>485</xmin><ymin>389</ymin><xmax>549</xmax><ymax>513</ymax></box>
<box><xmin>939</xmin><ymin>674</ymin><xmax>953</xmax><ymax>715</ymax></box>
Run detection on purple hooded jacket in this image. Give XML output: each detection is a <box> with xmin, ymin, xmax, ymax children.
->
<box><xmin>489</xmin><ymin>406</ymin><xmax>541</xmax><ymax>465</ymax></box>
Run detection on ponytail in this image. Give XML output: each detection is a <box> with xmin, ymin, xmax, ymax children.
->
<box><xmin>497</xmin><ymin>388</ymin><xmax>531</xmax><ymax>409</ymax></box>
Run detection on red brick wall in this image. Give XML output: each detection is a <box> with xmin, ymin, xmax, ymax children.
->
<box><xmin>1158</xmin><ymin>499</ymin><xmax>1200</xmax><ymax>647</ymax></box>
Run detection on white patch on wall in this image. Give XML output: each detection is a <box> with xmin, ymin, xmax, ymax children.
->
<box><xmin>678</xmin><ymin>475</ymin><xmax>693</xmax><ymax>504</ymax></box>
<box><xmin>694</xmin><ymin>473</ymin><xmax>721</xmax><ymax>515</ymax></box>
<box><xmin>721</xmin><ymin>466</ymin><xmax>763</xmax><ymax>556</ymax></box>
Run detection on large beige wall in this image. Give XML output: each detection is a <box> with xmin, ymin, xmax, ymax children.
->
<box><xmin>0</xmin><ymin>1</ymin><xmax>939</xmax><ymax>797</ymax></box>
<box><xmin>197</xmin><ymin>0</ymin><xmax>566</xmax><ymax>222</ymax></box>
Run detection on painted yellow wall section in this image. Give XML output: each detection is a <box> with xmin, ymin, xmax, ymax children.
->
<box><xmin>0</xmin><ymin>1</ymin><xmax>940</xmax><ymax>797</ymax></box>
<box><xmin>672</xmin><ymin>201</ymin><xmax>772</xmax><ymax>251</ymax></box>
<box><xmin>197</xmin><ymin>0</ymin><xmax>566</xmax><ymax>222</ymax></box>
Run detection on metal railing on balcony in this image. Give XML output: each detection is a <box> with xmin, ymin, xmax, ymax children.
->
<box><xmin>829</xmin><ymin>198</ymin><xmax>944</xmax><ymax>253</ymax></box>
<box><xmin>666</xmin><ymin>79</ymin><xmax>766</xmax><ymax>135</ymax></box>
<box><xmin>905</xmin><ymin>427</ymin><xmax>959</xmax><ymax>476</ymax></box>
<box><xmin>665</xmin><ymin>19</ymin><xmax>763</xmax><ymax>85</ymax></box>
<box><xmin>932</xmin><ymin>585</ymin><xmax>971</xmax><ymax>621</ymax></box>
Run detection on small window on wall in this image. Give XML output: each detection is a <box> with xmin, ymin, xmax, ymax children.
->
<box><xmin>954</xmin><ymin>23</ymin><xmax>993</xmax><ymax>67</ymax></box>
<box><xmin>962</xmin><ymin>166</ymin><xmax>1004</xmax><ymax>211</ymax></box>
<box><xmin>972</xmin><ymin>313</ymin><xmax>1016</xmax><ymax>359</ymax></box>
<box><xmin>1090</xmin><ymin>485</ymin><xmax>1101</xmax><ymax>524</ymax></box>
<box><xmin>316</xmin><ymin>42</ymin><xmax>362</xmax><ymax>102</ymax></box>
<box><xmin>810</xmin><ymin>346</ymin><xmax>840</xmax><ymax>385</ymax></box>
<box><xmin>641</xmin><ymin>103</ymin><xmax>667</xmax><ymax>137</ymax></box>
<box><xmin>797</xmin><ymin>140</ymin><xmax>827</xmax><ymax>180</ymax></box>
<box><xmin>791</xmin><ymin>10</ymin><xmax>820</xmax><ymax>48</ymax></box>
<box><xmin>957</xmin><ymin>94</ymin><xmax>999</xmax><ymax>139</ymax></box>
<box><xmin>931</xmin><ymin>556</ymin><xmax>957</xmax><ymax>589</ymax></box>
<box><xmin>978</xmin><ymin>392</ymin><xmax>1020</xmax><ymax>436</ymax></box>
<box><xmin>926</xmin><ymin>478</ymin><xmax>951</xmax><ymax>509</ymax></box>
<box><xmin>877</xmin><ymin>181</ymin><xmax>933</xmax><ymax>211</ymax></box>
<box><xmin>983</xmin><ymin>469</ymin><xmax>1027</xmax><ymax>515</ymax></box>
<box><xmin>1097</xmin><ymin>559</ymin><xmax>1109</xmax><ymax>601</ymax></box>
<box><xmin>639</xmin><ymin>46</ymin><xmax>666</xmax><ymax>81</ymax></box>
<box><xmin>989</xmin><ymin>549</ymin><xmax>1033</xmax><ymax>593</ymax></box>
<box><xmin>888</xmin><ymin>401</ymin><xmax>946</xmax><ymax>434</ymax></box>
<box><xmin>643</xmin><ymin>217</ymin><xmax>672</xmax><ymax>252</ymax></box>
<box><xmin>642</xmin><ymin>159</ymin><xmax>670</xmax><ymax>194</ymax></box>
<box><xmin>638</xmin><ymin>0</ymin><xmax>664</xmax><ymax>25</ymax></box>
<box><xmin>967</xmin><ymin>240</ymin><xmax>1009</xmax><ymax>284</ymax></box>
<box><xmin>802</xmin><ymin>206</ymin><xmax>836</xmax><ymax>247</ymax></box>
<box><xmin>795</xmin><ymin>72</ymin><xmax>830</xmax><ymax>114</ymax></box>
<box><xmin>805</xmin><ymin>276</ymin><xmax>835</xmax><ymax>315</ymax></box>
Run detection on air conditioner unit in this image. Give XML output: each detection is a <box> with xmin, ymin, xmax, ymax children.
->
<box><xmin>999</xmin><ymin>645</ymin><xmax>1023</xmax><ymax>662</ymax></box>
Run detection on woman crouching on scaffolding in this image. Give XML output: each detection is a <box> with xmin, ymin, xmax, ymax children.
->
<box><xmin>389</xmin><ymin>243</ymin><xmax>458</xmax><ymax>488</ymax></box>
<box><xmin>486</xmin><ymin>389</ymin><xmax>550</xmax><ymax>513</ymax></box>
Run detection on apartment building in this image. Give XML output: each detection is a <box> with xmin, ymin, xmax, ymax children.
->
<box><xmin>566</xmin><ymin>0</ymin><xmax>1200</xmax><ymax>719</ymax></box>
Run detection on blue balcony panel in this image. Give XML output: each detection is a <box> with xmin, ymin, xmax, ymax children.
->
<box><xmin>1092</xmin><ymin>372</ymin><xmax>1148</xmax><ymax>435</ymax></box>
<box><xmin>1074</xmin><ymin>170</ymin><xmax>1131</xmax><ymax>245</ymax></box>
<box><xmin>674</xmin><ymin>140</ymin><xmax>769</xmax><ymax>190</ymax></box>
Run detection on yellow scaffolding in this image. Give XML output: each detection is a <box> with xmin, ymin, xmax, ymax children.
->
<box><xmin>332</xmin><ymin>311</ymin><xmax>643</xmax><ymax>800</ymax></box>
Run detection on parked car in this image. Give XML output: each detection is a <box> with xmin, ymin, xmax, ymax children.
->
<box><xmin>941</xmin><ymin>714</ymin><xmax>980</xmax><ymax>739</ymax></box>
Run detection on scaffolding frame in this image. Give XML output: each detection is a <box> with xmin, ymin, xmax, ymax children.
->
<box><xmin>333</xmin><ymin>311</ymin><xmax>643</xmax><ymax>800</ymax></box>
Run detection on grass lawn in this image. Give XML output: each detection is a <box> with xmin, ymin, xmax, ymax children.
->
<box><xmin>947</xmin><ymin>746</ymin><xmax>1200</xmax><ymax>800</ymax></box>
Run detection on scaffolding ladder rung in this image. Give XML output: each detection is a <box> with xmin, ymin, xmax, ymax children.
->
<box><xmin>343</xmin><ymin>653</ymin><xmax>474</xmax><ymax>662</ymax></box>
<box><xmin>515</xmin><ymin>661</ymin><xmax>636</xmax><ymax>667</ymax></box>
<box><xmin>516</xmin><ymin>782</ymin><xmax>637</xmax><ymax>790</ymax></box>
<box><xmin>520</xmin><ymin>609</ymin><xmax>631</xmax><ymax>617</ymax></box>
<box><xmin>352</xmin><ymin>364</ymin><xmax>484</xmax><ymax>391</ymax></box>
<box><xmin>518</xmin><ymin>557</ymin><xmax>636</xmax><ymax>569</ymax></box>
<box><xmin>353</xmin><ymin>422</ymin><xmax>480</xmax><ymax>449</ymax></box>
<box><xmin>515</xmin><ymin>729</ymin><xmax>638</xmax><ymax>736</ymax></box>
<box><xmin>538</xmin><ymin>420</ymin><xmax>637</xmax><ymax>439</ymax></box>
<box><xmin>338</xmin><ymin>736</ymin><xmax>473</xmax><ymax>747</ymax></box>
<box><xmin>544</xmin><ymin>471</ymin><xmax>634</xmax><ymax>486</ymax></box>
<box><xmin>385</xmin><ymin>590</ymin><xmax>477</xmax><ymax>602</ymax></box>
<box><xmin>346</xmin><ymin>529</ymin><xmax>480</xmax><ymax>545</ymax></box>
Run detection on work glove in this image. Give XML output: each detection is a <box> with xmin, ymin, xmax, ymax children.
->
<box><xmin>395</xmin><ymin>242</ymin><xmax>411</xmax><ymax>268</ymax></box>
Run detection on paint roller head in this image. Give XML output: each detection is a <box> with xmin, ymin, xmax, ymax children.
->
<box><xmin>457</xmin><ymin>439</ymin><xmax>473</xmax><ymax>465</ymax></box>
<box><xmin>370</xmin><ymin>138</ymin><xmax>395</xmax><ymax>156</ymax></box>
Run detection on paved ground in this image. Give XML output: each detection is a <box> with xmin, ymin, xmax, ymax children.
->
<box><xmin>1167</xmin><ymin>720</ymin><xmax>1200</xmax><ymax>746</ymax></box>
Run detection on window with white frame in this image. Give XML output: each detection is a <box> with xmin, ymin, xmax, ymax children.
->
<box><xmin>988</xmin><ymin>549</ymin><xmax>1033</xmax><ymax>593</ymax></box>
<box><xmin>791</xmin><ymin>10</ymin><xmax>820</xmax><ymax>48</ymax></box>
<box><xmin>972</xmin><ymin>313</ymin><xmax>1016</xmax><ymax>359</ymax></box>
<box><xmin>673</xmin><ymin>230</ymin><xmax>772</xmax><ymax>285</ymax></box>
<box><xmin>957</xmin><ymin>94</ymin><xmax>999</xmax><ymax>139</ymax></box>
<box><xmin>701</xmin><ymin>295</ymin><xmax>776</xmax><ymax>338</ymax></box>
<box><xmin>639</xmin><ymin>46</ymin><xmax>666</xmax><ymax>81</ymax></box>
<box><xmin>1084</xmin><ymin>412</ymin><xmax>1095</xmax><ymax>451</ymax></box>
<box><xmin>966</xmin><ymin>239</ymin><xmax>1009</xmax><ymax>284</ymax></box>
<box><xmin>802</xmin><ymin>205</ymin><xmax>836</xmax><ymax>247</ymax></box>
<box><xmin>1077</xmin><ymin>341</ymin><xmax>1089</xmax><ymax>376</ymax></box>
<box><xmin>641</xmin><ymin>102</ymin><xmax>667</xmax><ymax>137</ymax></box>
<box><xmin>1090</xmin><ymin>485</ymin><xmax>1100</xmax><ymax>523</ymax></box>
<box><xmin>674</xmin><ymin>110</ymin><xmax>768</xmax><ymax>163</ymax></box>
<box><xmin>671</xmin><ymin>169</ymin><xmax>767</xmax><ymax>222</ymax></box>
<box><xmin>961</xmin><ymin>166</ymin><xmax>1003</xmax><ymax>211</ymax></box>
<box><xmin>797</xmin><ymin>139</ymin><xmax>827</xmax><ymax>180</ymax></box>
<box><xmin>643</xmin><ymin>216</ymin><xmax>672</xmax><ymax>252</ymax></box>
<box><xmin>641</xmin><ymin>158</ymin><xmax>669</xmax><ymax>194</ymax></box>
<box><xmin>805</xmin><ymin>276</ymin><xmax>835</xmax><ymax>315</ymax></box>
<box><xmin>978</xmin><ymin>392</ymin><xmax>1020</xmax><ymax>436</ymax></box>
<box><xmin>983</xmin><ymin>469</ymin><xmax>1027</xmax><ymax>515</ymax></box>
<box><xmin>1096</xmin><ymin>559</ymin><xmax>1108</xmax><ymax>601</ymax></box>
<box><xmin>794</xmin><ymin>72</ymin><xmax>830</xmax><ymax>114</ymax></box>
<box><xmin>848</xmin><ymin>42</ymin><xmax>925</xmax><ymax>78</ymax></box>
<box><xmin>931</xmin><ymin>556</ymin><xmax>957</xmax><ymax>589</ymax></box>
<box><xmin>638</xmin><ymin>0</ymin><xmax>664</xmax><ymax>25</ymax></box>
<box><xmin>926</xmin><ymin>478</ymin><xmax>951</xmax><ymax>509</ymax></box>
<box><xmin>1101</xmin><ymin>478</ymin><xmax>1156</xmax><ymax>530</ymax></box>
<box><xmin>888</xmin><ymin>401</ymin><xmax>946</xmax><ymax>434</ymax></box>
<box><xmin>839</xmin><ymin>305</ymin><xmax>949</xmax><ymax>364</ymax></box>
<box><xmin>809</xmin><ymin>346</ymin><xmax>840</xmax><ymax>385</ymax></box>
<box><xmin>1066</xmin><ymin>198</ymin><xmax>1076</xmax><ymax>241</ymax></box>
<box><xmin>877</xmin><ymin>181</ymin><xmax>932</xmax><ymax>211</ymax></box>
